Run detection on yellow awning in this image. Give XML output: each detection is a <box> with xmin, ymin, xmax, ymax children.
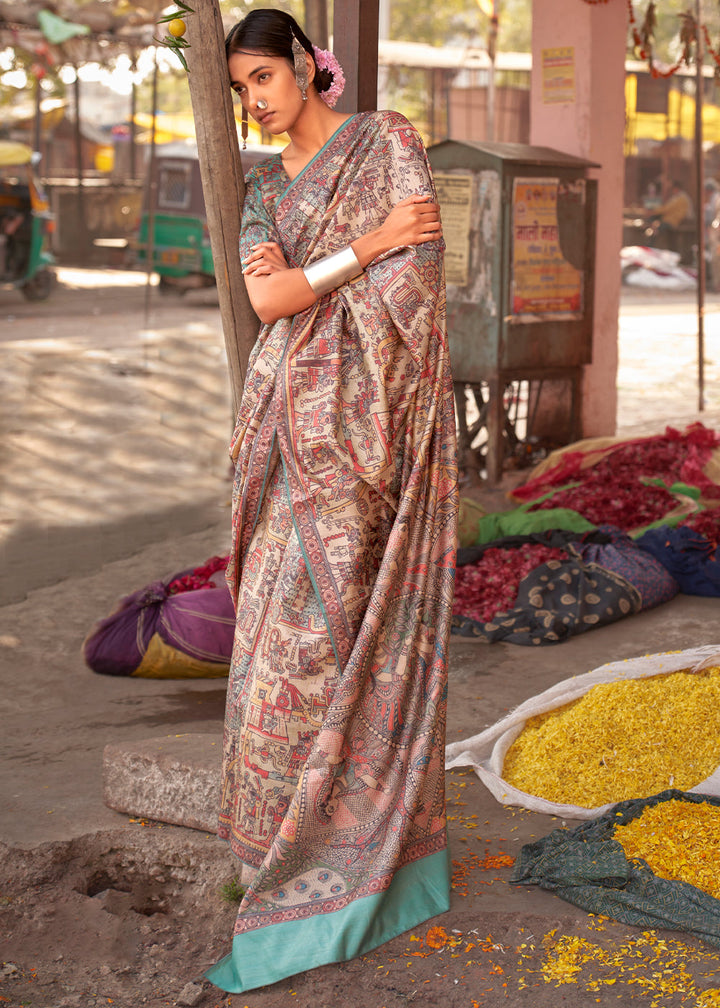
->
<box><xmin>133</xmin><ymin>112</ymin><xmax>196</xmax><ymax>139</ymax></box>
<box><xmin>132</xmin><ymin>111</ymin><xmax>279</xmax><ymax>146</ymax></box>
<box><xmin>626</xmin><ymin>73</ymin><xmax>720</xmax><ymax>146</ymax></box>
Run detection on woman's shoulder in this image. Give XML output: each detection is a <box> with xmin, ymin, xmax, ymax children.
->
<box><xmin>243</xmin><ymin>153</ymin><xmax>288</xmax><ymax>208</ymax></box>
<box><xmin>244</xmin><ymin>151</ymin><xmax>284</xmax><ymax>186</ymax></box>
<box><xmin>356</xmin><ymin>111</ymin><xmax>430</xmax><ymax>175</ymax></box>
<box><xmin>355</xmin><ymin>109</ymin><xmax>418</xmax><ymax>134</ymax></box>
<box><xmin>353</xmin><ymin>110</ymin><xmax>426</xmax><ymax>155</ymax></box>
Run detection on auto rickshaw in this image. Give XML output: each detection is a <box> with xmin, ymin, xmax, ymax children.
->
<box><xmin>132</xmin><ymin>140</ymin><xmax>275</xmax><ymax>294</ymax></box>
<box><xmin>0</xmin><ymin>141</ymin><xmax>56</xmax><ymax>301</ymax></box>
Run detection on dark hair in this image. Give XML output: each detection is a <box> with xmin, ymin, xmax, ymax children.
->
<box><xmin>224</xmin><ymin>9</ymin><xmax>334</xmax><ymax>95</ymax></box>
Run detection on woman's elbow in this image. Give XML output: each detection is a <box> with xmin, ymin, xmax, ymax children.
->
<box><xmin>247</xmin><ymin>291</ymin><xmax>284</xmax><ymax>326</ymax></box>
<box><xmin>250</xmin><ymin>293</ymin><xmax>315</xmax><ymax>326</ymax></box>
<box><xmin>244</xmin><ymin>273</ymin><xmax>316</xmax><ymax>325</ymax></box>
<box><xmin>255</xmin><ymin>303</ymin><xmax>283</xmax><ymax>325</ymax></box>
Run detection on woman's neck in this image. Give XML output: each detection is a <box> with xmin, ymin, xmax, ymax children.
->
<box><xmin>282</xmin><ymin>100</ymin><xmax>352</xmax><ymax>177</ymax></box>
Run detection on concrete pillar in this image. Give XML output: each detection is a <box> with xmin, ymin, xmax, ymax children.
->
<box><xmin>530</xmin><ymin>0</ymin><xmax>627</xmax><ymax>436</ymax></box>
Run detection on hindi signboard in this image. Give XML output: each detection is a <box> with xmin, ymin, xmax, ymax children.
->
<box><xmin>510</xmin><ymin>177</ymin><xmax>584</xmax><ymax>320</ymax></box>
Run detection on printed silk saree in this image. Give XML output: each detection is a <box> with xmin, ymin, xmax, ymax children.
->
<box><xmin>207</xmin><ymin>110</ymin><xmax>458</xmax><ymax>992</ymax></box>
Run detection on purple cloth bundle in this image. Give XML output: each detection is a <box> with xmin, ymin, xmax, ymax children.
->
<box><xmin>576</xmin><ymin>524</ymin><xmax>679</xmax><ymax>610</ymax></box>
<box><xmin>83</xmin><ymin>566</ymin><xmax>235</xmax><ymax>678</ymax></box>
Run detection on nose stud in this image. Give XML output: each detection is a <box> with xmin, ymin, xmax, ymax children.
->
<box><xmin>257</xmin><ymin>99</ymin><xmax>268</xmax><ymax>110</ymax></box>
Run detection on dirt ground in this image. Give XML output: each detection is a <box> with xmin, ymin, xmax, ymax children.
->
<box><xmin>3</xmin><ymin>271</ymin><xmax>720</xmax><ymax>1008</ymax></box>
<box><xmin>5</xmin><ymin>767</ymin><xmax>720</xmax><ymax>1008</ymax></box>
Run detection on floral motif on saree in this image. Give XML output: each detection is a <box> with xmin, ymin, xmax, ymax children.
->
<box><xmin>208</xmin><ymin>110</ymin><xmax>458</xmax><ymax>993</ymax></box>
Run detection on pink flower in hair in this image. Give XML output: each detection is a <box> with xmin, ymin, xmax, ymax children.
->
<box><xmin>313</xmin><ymin>45</ymin><xmax>345</xmax><ymax>107</ymax></box>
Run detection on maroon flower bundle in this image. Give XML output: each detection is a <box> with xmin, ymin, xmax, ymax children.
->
<box><xmin>452</xmin><ymin>543</ymin><xmax>567</xmax><ymax>624</ymax></box>
<box><xmin>514</xmin><ymin>424</ymin><xmax>720</xmax><ymax>531</ymax></box>
<box><xmin>681</xmin><ymin>506</ymin><xmax>720</xmax><ymax>551</ymax></box>
<box><xmin>167</xmin><ymin>554</ymin><xmax>229</xmax><ymax>595</ymax></box>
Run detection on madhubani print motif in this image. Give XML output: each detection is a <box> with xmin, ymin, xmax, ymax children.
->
<box><xmin>218</xmin><ymin>111</ymin><xmax>458</xmax><ymax>940</ymax></box>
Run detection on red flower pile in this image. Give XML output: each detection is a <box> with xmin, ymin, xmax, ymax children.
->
<box><xmin>516</xmin><ymin>424</ymin><xmax>720</xmax><ymax>531</ymax></box>
<box><xmin>680</xmin><ymin>507</ymin><xmax>720</xmax><ymax>551</ymax></box>
<box><xmin>453</xmin><ymin>543</ymin><xmax>568</xmax><ymax>624</ymax></box>
<box><xmin>528</xmin><ymin>480</ymin><xmax>676</xmax><ymax>529</ymax></box>
<box><xmin>167</xmin><ymin>554</ymin><xmax>229</xmax><ymax>595</ymax></box>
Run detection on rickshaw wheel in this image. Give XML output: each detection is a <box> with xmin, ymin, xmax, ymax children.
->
<box><xmin>158</xmin><ymin>276</ymin><xmax>187</xmax><ymax>296</ymax></box>
<box><xmin>21</xmin><ymin>268</ymin><xmax>55</xmax><ymax>302</ymax></box>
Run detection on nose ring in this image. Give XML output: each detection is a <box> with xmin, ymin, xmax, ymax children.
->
<box><xmin>257</xmin><ymin>99</ymin><xmax>268</xmax><ymax>110</ymax></box>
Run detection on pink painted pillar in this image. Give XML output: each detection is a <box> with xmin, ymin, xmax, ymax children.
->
<box><xmin>530</xmin><ymin>0</ymin><xmax>627</xmax><ymax>436</ymax></box>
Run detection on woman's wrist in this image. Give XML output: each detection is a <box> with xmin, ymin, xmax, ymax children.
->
<box><xmin>350</xmin><ymin>228</ymin><xmax>388</xmax><ymax>270</ymax></box>
<box><xmin>299</xmin><ymin>225</ymin><xmax>390</xmax><ymax>301</ymax></box>
<box><xmin>303</xmin><ymin>246</ymin><xmax>363</xmax><ymax>297</ymax></box>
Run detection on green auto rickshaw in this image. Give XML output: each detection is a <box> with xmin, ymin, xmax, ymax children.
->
<box><xmin>0</xmin><ymin>141</ymin><xmax>56</xmax><ymax>301</ymax></box>
<box><xmin>132</xmin><ymin>141</ymin><xmax>275</xmax><ymax>294</ymax></box>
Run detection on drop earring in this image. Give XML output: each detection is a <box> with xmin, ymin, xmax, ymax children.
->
<box><xmin>291</xmin><ymin>34</ymin><xmax>308</xmax><ymax>100</ymax></box>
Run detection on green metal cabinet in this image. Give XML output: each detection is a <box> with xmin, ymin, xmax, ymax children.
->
<box><xmin>428</xmin><ymin>139</ymin><xmax>598</xmax><ymax>484</ymax></box>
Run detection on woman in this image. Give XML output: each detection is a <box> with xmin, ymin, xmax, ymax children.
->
<box><xmin>207</xmin><ymin>9</ymin><xmax>458</xmax><ymax>993</ymax></box>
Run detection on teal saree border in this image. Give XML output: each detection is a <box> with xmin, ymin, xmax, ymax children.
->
<box><xmin>205</xmin><ymin>846</ymin><xmax>450</xmax><ymax>993</ymax></box>
<box><xmin>281</xmin><ymin>461</ymin><xmax>343</xmax><ymax>671</ymax></box>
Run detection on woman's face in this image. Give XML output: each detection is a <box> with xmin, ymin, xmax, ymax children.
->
<box><xmin>228</xmin><ymin>50</ymin><xmax>308</xmax><ymax>136</ymax></box>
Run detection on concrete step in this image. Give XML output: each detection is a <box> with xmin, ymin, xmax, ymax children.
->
<box><xmin>103</xmin><ymin>733</ymin><xmax>222</xmax><ymax>833</ymax></box>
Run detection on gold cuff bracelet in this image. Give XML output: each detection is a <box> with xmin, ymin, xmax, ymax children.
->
<box><xmin>303</xmin><ymin>246</ymin><xmax>363</xmax><ymax>297</ymax></box>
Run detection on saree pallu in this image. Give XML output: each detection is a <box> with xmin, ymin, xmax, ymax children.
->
<box><xmin>207</xmin><ymin>110</ymin><xmax>458</xmax><ymax>993</ymax></box>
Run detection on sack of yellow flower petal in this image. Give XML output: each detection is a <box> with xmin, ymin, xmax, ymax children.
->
<box><xmin>510</xmin><ymin>790</ymin><xmax>720</xmax><ymax>949</ymax></box>
<box><xmin>445</xmin><ymin>644</ymin><xmax>720</xmax><ymax>819</ymax></box>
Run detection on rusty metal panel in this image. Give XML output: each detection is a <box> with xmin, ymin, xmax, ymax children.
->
<box><xmin>430</xmin><ymin>145</ymin><xmax>503</xmax><ymax>384</ymax></box>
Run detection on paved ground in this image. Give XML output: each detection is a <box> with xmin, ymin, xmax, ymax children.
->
<box><xmin>0</xmin><ymin>269</ymin><xmax>232</xmax><ymax>606</ymax></box>
<box><xmin>1</xmin><ymin>272</ymin><xmax>720</xmax><ymax>1008</ymax></box>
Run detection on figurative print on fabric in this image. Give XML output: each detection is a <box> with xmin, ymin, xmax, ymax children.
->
<box><xmin>207</xmin><ymin>110</ymin><xmax>458</xmax><ymax>993</ymax></box>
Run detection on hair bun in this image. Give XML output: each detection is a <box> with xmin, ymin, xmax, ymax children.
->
<box><xmin>315</xmin><ymin>67</ymin><xmax>334</xmax><ymax>93</ymax></box>
<box><xmin>312</xmin><ymin>46</ymin><xmax>345</xmax><ymax>108</ymax></box>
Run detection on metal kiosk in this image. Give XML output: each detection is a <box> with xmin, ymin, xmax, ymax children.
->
<box><xmin>427</xmin><ymin>140</ymin><xmax>598</xmax><ymax>485</ymax></box>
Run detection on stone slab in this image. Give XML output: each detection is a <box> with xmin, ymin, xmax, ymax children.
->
<box><xmin>103</xmin><ymin>732</ymin><xmax>222</xmax><ymax>833</ymax></box>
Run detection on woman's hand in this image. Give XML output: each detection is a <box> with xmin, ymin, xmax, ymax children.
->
<box><xmin>241</xmin><ymin>194</ymin><xmax>442</xmax><ymax>323</ymax></box>
<box><xmin>241</xmin><ymin>241</ymin><xmax>316</xmax><ymax>325</ymax></box>
<box><xmin>377</xmin><ymin>194</ymin><xmax>442</xmax><ymax>249</ymax></box>
<box><xmin>350</xmin><ymin>194</ymin><xmax>442</xmax><ymax>269</ymax></box>
<box><xmin>241</xmin><ymin>241</ymin><xmax>290</xmax><ymax>277</ymax></box>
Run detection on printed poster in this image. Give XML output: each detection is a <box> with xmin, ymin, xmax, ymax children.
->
<box><xmin>510</xmin><ymin>177</ymin><xmax>583</xmax><ymax>319</ymax></box>
<box><xmin>542</xmin><ymin>47</ymin><xmax>575</xmax><ymax>105</ymax></box>
<box><xmin>432</xmin><ymin>172</ymin><xmax>473</xmax><ymax>286</ymax></box>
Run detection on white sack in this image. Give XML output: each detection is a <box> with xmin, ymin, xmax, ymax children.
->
<box><xmin>444</xmin><ymin>645</ymin><xmax>720</xmax><ymax>820</ymax></box>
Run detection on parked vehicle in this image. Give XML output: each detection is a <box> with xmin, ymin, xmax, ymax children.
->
<box><xmin>0</xmin><ymin>141</ymin><xmax>56</xmax><ymax>301</ymax></box>
<box><xmin>132</xmin><ymin>141</ymin><xmax>275</xmax><ymax>294</ymax></box>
